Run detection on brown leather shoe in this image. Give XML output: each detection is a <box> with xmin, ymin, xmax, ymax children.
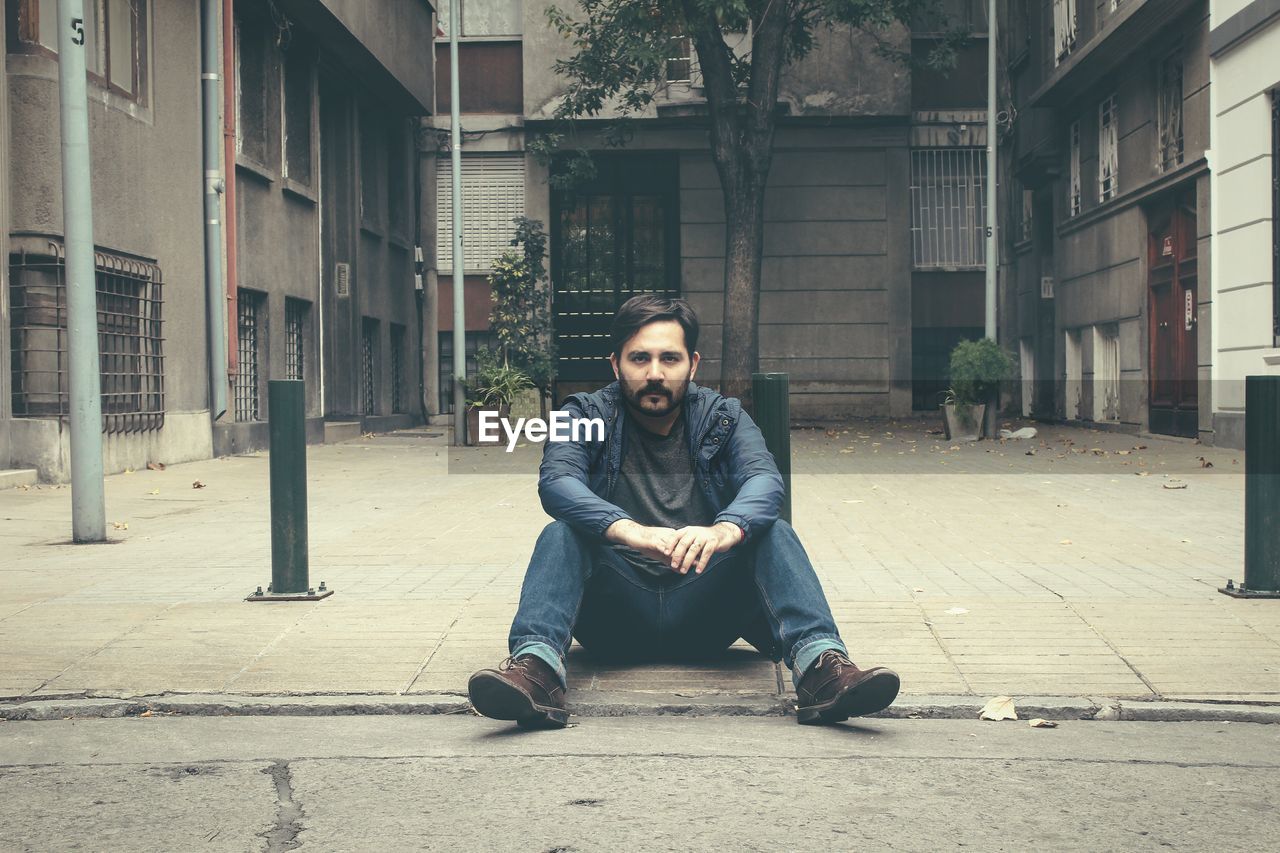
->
<box><xmin>468</xmin><ymin>655</ymin><xmax>569</xmax><ymax>729</ymax></box>
<box><xmin>795</xmin><ymin>650</ymin><xmax>900</xmax><ymax>725</ymax></box>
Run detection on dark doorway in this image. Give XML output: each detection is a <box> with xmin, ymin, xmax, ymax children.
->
<box><xmin>1147</xmin><ymin>192</ymin><xmax>1198</xmax><ymax>437</ymax></box>
<box><xmin>550</xmin><ymin>154</ymin><xmax>681</xmax><ymax>403</ymax></box>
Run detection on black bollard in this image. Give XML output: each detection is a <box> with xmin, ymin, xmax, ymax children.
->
<box><xmin>1222</xmin><ymin>375</ymin><xmax>1280</xmax><ymax>598</ymax></box>
<box><xmin>752</xmin><ymin>372</ymin><xmax>792</xmax><ymax>524</ymax></box>
<box><xmin>247</xmin><ymin>380</ymin><xmax>333</xmax><ymax>602</ymax></box>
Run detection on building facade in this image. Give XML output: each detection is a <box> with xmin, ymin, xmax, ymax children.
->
<box><xmin>427</xmin><ymin>0</ymin><xmax>995</xmax><ymax>421</ymax></box>
<box><xmin>1207</xmin><ymin>0</ymin><xmax>1280</xmax><ymax>449</ymax></box>
<box><xmin>2</xmin><ymin>0</ymin><xmax>434</xmax><ymax>481</ymax></box>
<box><xmin>1005</xmin><ymin>0</ymin><xmax>1212</xmax><ymax>439</ymax></box>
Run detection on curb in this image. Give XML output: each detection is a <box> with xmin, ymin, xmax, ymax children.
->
<box><xmin>3</xmin><ymin>692</ymin><xmax>1279</xmax><ymax>724</ymax></box>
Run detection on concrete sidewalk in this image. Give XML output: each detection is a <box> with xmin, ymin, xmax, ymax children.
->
<box><xmin>1</xmin><ymin>418</ymin><xmax>1277</xmax><ymax>715</ymax></box>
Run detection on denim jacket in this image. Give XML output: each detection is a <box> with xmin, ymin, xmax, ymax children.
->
<box><xmin>537</xmin><ymin>381</ymin><xmax>786</xmax><ymax>543</ymax></box>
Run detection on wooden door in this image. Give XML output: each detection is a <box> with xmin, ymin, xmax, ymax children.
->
<box><xmin>1147</xmin><ymin>194</ymin><xmax>1198</xmax><ymax>437</ymax></box>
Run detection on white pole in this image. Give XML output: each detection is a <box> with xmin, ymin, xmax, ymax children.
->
<box><xmin>57</xmin><ymin>0</ymin><xmax>106</xmax><ymax>541</ymax></box>
<box><xmin>448</xmin><ymin>1</ymin><xmax>467</xmax><ymax>445</ymax></box>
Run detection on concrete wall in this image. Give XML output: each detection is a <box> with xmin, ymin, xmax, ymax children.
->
<box><xmin>1208</xmin><ymin>0</ymin><xmax>1280</xmax><ymax>449</ymax></box>
<box><xmin>6</xmin><ymin>0</ymin><xmax>213</xmax><ymax>480</ymax></box>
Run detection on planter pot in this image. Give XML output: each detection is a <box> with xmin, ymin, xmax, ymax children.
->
<box><xmin>941</xmin><ymin>402</ymin><xmax>986</xmax><ymax>442</ymax></box>
<box><xmin>466</xmin><ymin>404</ymin><xmax>511</xmax><ymax>446</ymax></box>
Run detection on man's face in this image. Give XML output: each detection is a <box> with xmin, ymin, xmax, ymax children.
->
<box><xmin>610</xmin><ymin>319</ymin><xmax>700</xmax><ymax>419</ymax></box>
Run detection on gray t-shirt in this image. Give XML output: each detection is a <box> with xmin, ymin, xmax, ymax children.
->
<box><xmin>609</xmin><ymin>408</ymin><xmax>717</xmax><ymax>576</ymax></box>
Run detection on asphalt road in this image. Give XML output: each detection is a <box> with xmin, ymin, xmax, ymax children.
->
<box><xmin>2</xmin><ymin>715</ymin><xmax>1277</xmax><ymax>852</ymax></box>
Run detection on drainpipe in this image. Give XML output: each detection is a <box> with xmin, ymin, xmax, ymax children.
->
<box><xmin>223</xmin><ymin>0</ymin><xmax>239</xmax><ymax>392</ymax></box>
<box><xmin>201</xmin><ymin>0</ymin><xmax>227</xmax><ymax>420</ymax></box>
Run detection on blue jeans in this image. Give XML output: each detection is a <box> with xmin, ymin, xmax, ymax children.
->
<box><xmin>508</xmin><ymin>519</ymin><xmax>846</xmax><ymax>689</ymax></box>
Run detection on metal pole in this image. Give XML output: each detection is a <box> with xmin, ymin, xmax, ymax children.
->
<box><xmin>56</xmin><ymin>0</ymin><xmax>105</xmax><ymax>542</ymax></box>
<box><xmin>247</xmin><ymin>381</ymin><xmax>332</xmax><ymax>602</ymax></box>
<box><xmin>201</xmin><ymin>0</ymin><xmax>228</xmax><ymax>421</ymax></box>
<box><xmin>751</xmin><ymin>373</ymin><xmax>791</xmax><ymax>524</ymax></box>
<box><xmin>448</xmin><ymin>0</ymin><xmax>467</xmax><ymax>445</ymax></box>
<box><xmin>984</xmin><ymin>0</ymin><xmax>1000</xmax><ymax>439</ymax></box>
<box><xmin>1221</xmin><ymin>375</ymin><xmax>1280</xmax><ymax>598</ymax></box>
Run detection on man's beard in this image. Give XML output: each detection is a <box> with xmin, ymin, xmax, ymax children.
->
<box><xmin>621</xmin><ymin>373</ymin><xmax>691</xmax><ymax>419</ymax></box>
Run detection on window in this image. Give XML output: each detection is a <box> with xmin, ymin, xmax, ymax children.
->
<box><xmin>284</xmin><ymin>298</ymin><xmax>308</xmax><ymax>382</ymax></box>
<box><xmin>282</xmin><ymin>37</ymin><xmax>314</xmax><ymax>186</ymax></box>
<box><xmin>1020</xmin><ymin>188</ymin><xmax>1034</xmax><ymax>243</ymax></box>
<box><xmin>10</xmin><ymin>0</ymin><xmax>146</xmax><ymax>101</ymax></box>
<box><xmin>666</xmin><ymin>36</ymin><xmax>692</xmax><ymax>84</ymax></box>
<box><xmin>1064</xmin><ymin>328</ymin><xmax>1082</xmax><ymax>420</ymax></box>
<box><xmin>360</xmin><ymin>109</ymin><xmax>385</xmax><ymax>229</ymax></box>
<box><xmin>1053</xmin><ymin>0</ymin><xmax>1076</xmax><ymax>66</ymax></box>
<box><xmin>1098</xmin><ymin>94</ymin><xmax>1119</xmax><ymax>202</ymax></box>
<box><xmin>9</xmin><ymin>243</ymin><xmax>165</xmax><ymax>433</ymax></box>
<box><xmin>436</xmin><ymin>154</ymin><xmax>526</xmax><ymax>272</ymax></box>
<box><xmin>387</xmin><ymin>120</ymin><xmax>410</xmax><ymax>238</ymax></box>
<box><xmin>1157</xmin><ymin>54</ymin><xmax>1184</xmax><ymax>173</ymax></box>
<box><xmin>390</xmin><ymin>323</ymin><xmax>407</xmax><ymax>413</ymax></box>
<box><xmin>909</xmin><ymin>148</ymin><xmax>987</xmax><ymax>269</ymax></box>
<box><xmin>436</xmin><ymin>0</ymin><xmax>522</xmax><ymax>38</ymax></box>
<box><xmin>1069</xmin><ymin>120</ymin><xmax>1082</xmax><ymax>217</ymax></box>
<box><xmin>235</xmin><ymin>15</ymin><xmax>272</xmax><ymax>167</ymax></box>
<box><xmin>1092</xmin><ymin>325</ymin><xmax>1120</xmax><ymax>421</ymax></box>
<box><xmin>362</xmin><ymin>318</ymin><xmax>379</xmax><ymax>416</ymax></box>
<box><xmin>438</xmin><ymin>331</ymin><xmax>495</xmax><ymax>413</ymax></box>
<box><xmin>235</xmin><ymin>289</ymin><xmax>265</xmax><ymax>422</ymax></box>
<box><xmin>1019</xmin><ymin>339</ymin><xmax>1035</xmax><ymax>417</ymax></box>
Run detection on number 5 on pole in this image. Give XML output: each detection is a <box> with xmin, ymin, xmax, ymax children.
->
<box><xmin>71</xmin><ymin>17</ymin><xmax>84</xmax><ymax>45</ymax></box>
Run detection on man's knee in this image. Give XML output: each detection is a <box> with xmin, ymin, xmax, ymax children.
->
<box><xmin>757</xmin><ymin>518</ymin><xmax>799</xmax><ymax>545</ymax></box>
<box><xmin>535</xmin><ymin>520</ymin><xmax>592</xmax><ymax>556</ymax></box>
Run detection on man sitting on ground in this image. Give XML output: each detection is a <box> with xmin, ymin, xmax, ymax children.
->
<box><xmin>468</xmin><ymin>295</ymin><xmax>900</xmax><ymax>728</ymax></box>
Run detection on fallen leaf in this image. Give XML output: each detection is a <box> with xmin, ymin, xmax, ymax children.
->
<box><xmin>913</xmin><ymin>587</ymin><xmax>925</xmax><ymax>593</ymax></box>
<box><xmin>1059</xmin><ymin>539</ymin><xmax>1072</xmax><ymax>545</ymax></box>
<box><xmin>112</xmin><ymin>521</ymin><xmax>128</xmax><ymax>530</ymax></box>
<box><xmin>1198</xmin><ymin>457</ymin><xmax>1214</xmax><ymax>468</ymax></box>
<box><xmin>1028</xmin><ymin>718</ymin><xmax>1058</xmax><ymax>729</ymax></box>
<box><xmin>139</xmin><ymin>709</ymin><xmax>153</xmax><ymax>718</ymax></box>
<box><xmin>1135</xmin><ymin>471</ymin><xmax>1150</xmax><ymax>477</ymax></box>
<box><xmin>148</xmin><ymin>489</ymin><xmax>160</xmax><ymax>496</ymax></box>
<box><xmin>1163</xmin><ymin>481</ymin><xmax>1188</xmax><ymax>490</ymax></box>
<box><xmin>192</xmin><ymin>481</ymin><xmax>206</xmax><ymax>489</ymax></box>
<box><xmin>146</xmin><ymin>461</ymin><xmax>165</xmax><ymax>471</ymax></box>
<box><xmin>979</xmin><ymin>696</ymin><xmax>1018</xmax><ymax>721</ymax></box>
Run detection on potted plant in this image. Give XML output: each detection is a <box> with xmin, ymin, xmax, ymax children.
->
<box><xmin>942</xmin><ymin>338</ymin><xmax>1016</xmax><ymax>441</ymax></box>
<box><xmin>464</xmin><ymin>349</ymin><xmax>533</xmax><ymax>446</ymax></box>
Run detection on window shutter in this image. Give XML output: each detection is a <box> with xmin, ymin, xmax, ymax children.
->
<box><xmin>436</xmin><ymin>154</ymin><xmax>526</xmax><ymax>273</ymax></box>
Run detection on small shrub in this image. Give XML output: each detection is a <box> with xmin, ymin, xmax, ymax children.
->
<box><xmin>948</xmin><ymin>338</ymin><xmax>1016</xmax><ymax>406</ymax></box>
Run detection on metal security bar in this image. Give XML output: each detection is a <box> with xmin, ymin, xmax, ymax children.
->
<box><xmin>362</xmin><ymin>318</ymin><xmax>378</xmax><ymax>416</ymax></box>
<box><xmin>390</xmin><ymin>323</ymin><xmax>406</xmax><ymax>413</ymax></box>
<box><xmin>910</xmin><ymin>148</ymin><xmax>987</xmax><ymax>270</ymax></box>
<box><xmin>235</xmin><ymin>290</ymin><xmax>264</xmax><ymax>422</ymax></box>
<box><xmin>9</xmin><ymin>242</ymin><xmax>165</xmax><ymax>434</ymax></box>
<box><xmin>285</xmin><ymin>298</ymin><xmax>307</xmax><ymax>382</ymax></box>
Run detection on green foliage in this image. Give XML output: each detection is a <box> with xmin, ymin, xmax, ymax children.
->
<box><xmin>947</xmin><ymin>338</ymin><xmax>1017</xmax><ymax>406</ymax></box>
<box><xmin>485</xmin><ymin>216</ymin><xmax>557</xmax><ymax>390</ymax></box>
<box><xmin>465</xmin><ymin>348</ymin><xmax>534</xmax><ymax>409</ymax></box>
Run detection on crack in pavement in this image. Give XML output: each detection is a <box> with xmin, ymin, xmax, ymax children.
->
<box><xmin>258</xmin><ymin>760</ymin><xmax>305</xmax><ymax>853</ymax></box>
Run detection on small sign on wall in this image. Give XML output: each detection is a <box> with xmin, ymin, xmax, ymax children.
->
<box><xmin>1185</xmin><ymin>289</ymin><xmax>1194</xmax><ymax>331</ymax></box>
<box><xmin>1040</xmin><ymin>276</ymin><xmax>1055</xmax><ymax>299</ymax></box>
<box><xmin>1162</xmin><ymin>236</ymin><xmax>1174</xmax><ymax>257</ymax></box>
<box><xmin>335</xmin><ymin>263</ymin><xmax>351</xmax><ymax>298</ymax></box>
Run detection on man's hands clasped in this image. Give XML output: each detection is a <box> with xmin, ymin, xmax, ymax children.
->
<box><xmin>606</xmin><ymin>519</ymin><xmax>743</xmax><ymax>574</ymax></box>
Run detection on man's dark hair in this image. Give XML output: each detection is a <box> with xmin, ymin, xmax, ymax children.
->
<box><xmin>610</xmin><ymin>295</ymin><xmax>700</xmax><ymax>360</ymax></box>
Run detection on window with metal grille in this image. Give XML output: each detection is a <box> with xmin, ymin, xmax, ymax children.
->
<box><xmin>437</xmin><ymin>331</ymin><xmax>495</xmax><ymax>413</ymax></box>
<box><xmin>1064</xmin><ymin>328</ymin><xmax>1083</xmax><ymax>420</ymax></box>
<box><xmin>1019</xmin><ymin>338</ymin><xmax>1035</xmax><ymax>417</ymax></box>
<box><xmin>235</xmin><ymin>289</ymin><xmax>265</xmax><ymax>422</ymax></box>
<box><xmin>284</xmin><ymin>297</ymin><xmax>308</xmax><ymax>382</ymax></box>
<box><xmin>909</xmin><ymin>148</ymin><xmax>987</xmax><ymax>269</ymax></box>
<box><xmin>389</xmin><ymin>323</ymin><xmax>407</xmax><ymax>414</ymax></box>
<box><xmin>1099</xmin><ymin>94</ymin><xmax>1119</xmax><ymax>202</ymax></box>
<box><xmin>1069</xmin><ymin>120</ymin><xmax>1082</xmax><ymax>217</ymax></box>
<box><xmin>1157</xmin><ymin>54</ymin><xmax>1184</xmax><ymax>173</ymax></box>
<box><xmin>9</xmin><ymin>243</ymin><xmax>165</xmax><ymax>433</ymax></box>
<box><xmin>436</xmin><ymin>154</ymin><xmax>525</xmax><ymax>273</ymax></box>
<box><xmin>1092</xmin><ymin>324</ymin><xmax>1120</xmax><ymax>421</ymax></box>
<box><xmin>362</xmin><ymin>317</ymin><xmax>379</xmax><ymax>416</ymax></box>
<box><xmin>1053</xmin><ymin>0</ymin><xmax>1076</xmax><ymax>66</ymax></box>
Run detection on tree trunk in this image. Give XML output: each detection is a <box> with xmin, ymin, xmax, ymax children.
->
<box><xmin>719</xmin><ymin>171</ymin><xmax>768</xmax><ymax>409</ymax></box>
